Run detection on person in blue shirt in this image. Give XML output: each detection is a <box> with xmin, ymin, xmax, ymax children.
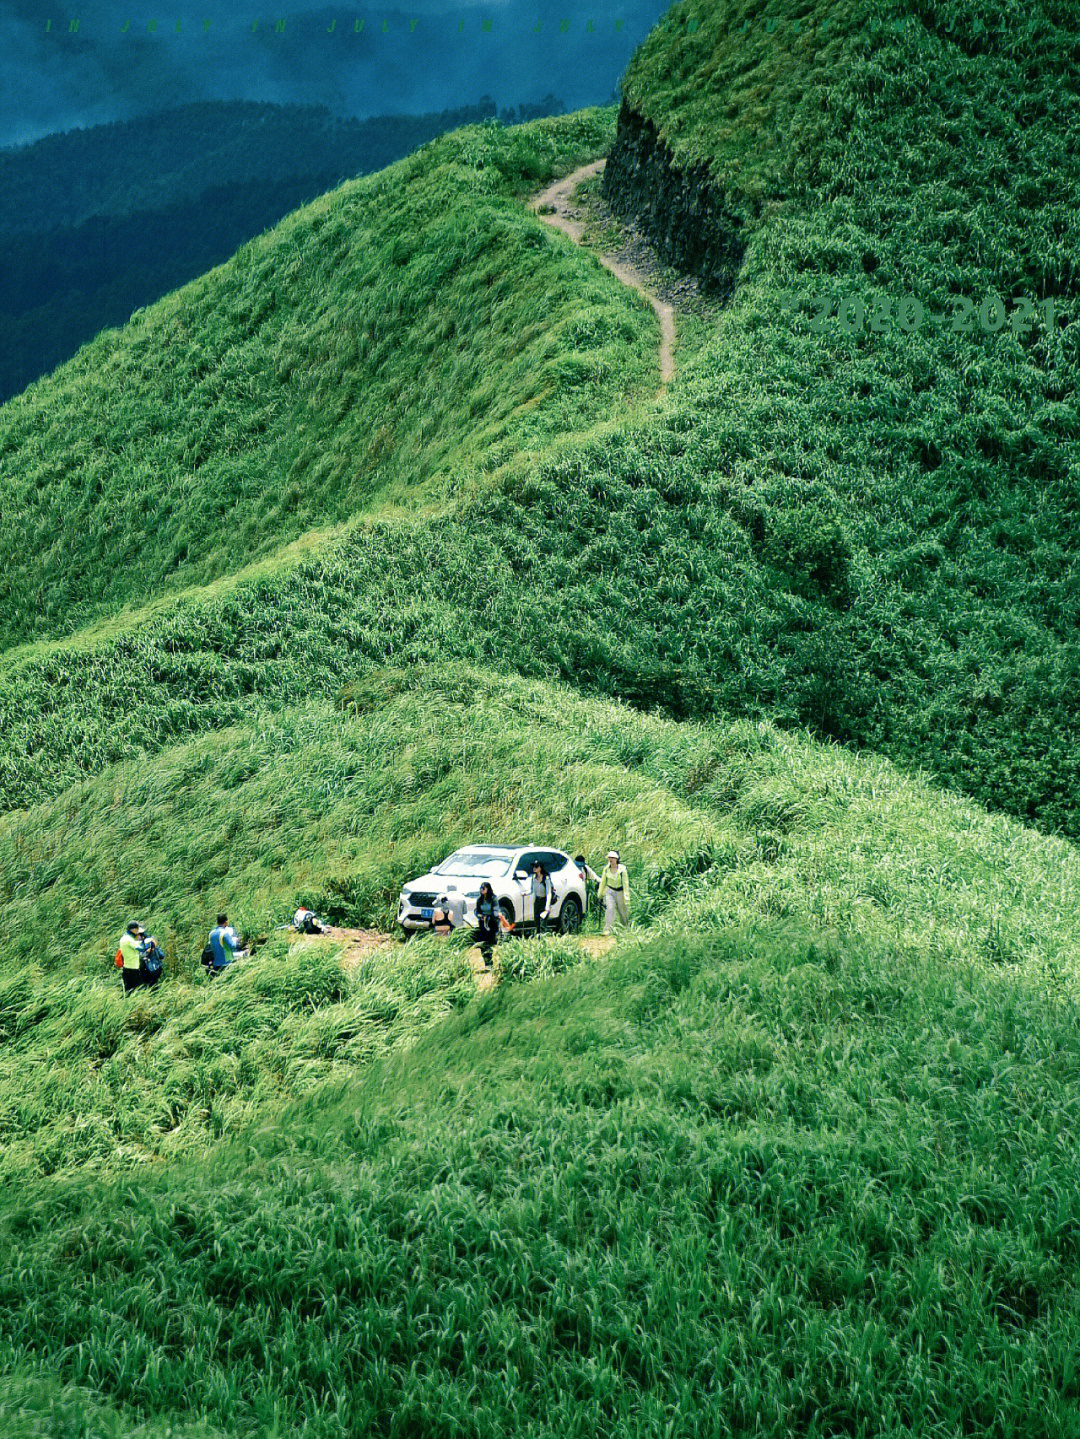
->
<box><xmin>207</xmin><ymin>913</ymin><xmax>245</xmax><ymax>975</ymax></box>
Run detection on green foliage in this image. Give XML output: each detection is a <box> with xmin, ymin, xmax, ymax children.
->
<box><xmin>2</xmin><ymin>6</ymin><xmax>1080</xmax><ymax>1432</ymax></box>
<box><xmin>0</xmin><ymin>100</ymin><xmax>505</xmax><ymax>406</ymax></box>
<box><xmin>3</xmin><ymin>8</ymin><xmax>1080</xmax><ymax>836</ymax></box>
<box><xmin>3</xmin><ymin>665</ymin><xmax>1079</xmax><ymax>1196</ymax></box>
<box><xmin>3</xmin><ymin>908</ymin><xmax>1080</xmax><ymax>1435</ymax></box>
<box><xmin>0</xmin><ymin>108</ymin><xmax>652</xmax><ymax>650</ymax></box>
<box><xmin>0</xmin><ymin>669</ymin><xmax>727</xmax><ymax>1182</ymax></box>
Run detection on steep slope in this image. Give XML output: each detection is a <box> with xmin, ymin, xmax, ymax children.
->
<box><xmin>598</xmin><ymin>0</ymin><xmax>1080</xmax><ymax>832</ymax></box>
<box><xmin>2</xmin><ymin>2</ymin><xmax>1079</xmax><ymax>841</ymax></box>
<box><xmin>3</xmin><ymin>7</ymin><xmax>1080</xmax><ymax>1427</ymax></box>
<box><xmin>0</xmin><ymin>101</ymin><xmax>502</xmax><ymax>405</ymax></box>
<box><xmin>3</xmin><ymin>661</ymin><xmax>1079</xmax><ymax>1179</ymax></box>
<box><xmin>0</xmin><ymin>102</ymin><xmax>499</xmax><ymax>235</ymax></box>
<box><xmin>0</xmin><ymin>110</ymin><xmax>656</xmax><ymax>649</ymax></box>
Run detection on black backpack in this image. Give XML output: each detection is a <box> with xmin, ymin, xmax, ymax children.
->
<box><xmin>201</xmin><ymin>942</ymin><xmax>215</xmax><ymax>971</ymax></box>
<box><xmin>140</xmin><ymin>941</ymin><xmax>164</xmax><ymax>977</ymax></box>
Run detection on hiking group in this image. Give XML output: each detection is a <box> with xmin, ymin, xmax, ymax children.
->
<box><xmin>115</xmin><ymin>850</ymin><xmax>630</xmax><ymax>990</ymax></box>
<box><xmin>435</xmin><ymin>847</ymin><xmax>632</xmax><ymax>971</ymax></box>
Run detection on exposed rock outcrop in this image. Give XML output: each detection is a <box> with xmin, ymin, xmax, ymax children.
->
<box><xmin>602</xmin><ymin>99</ymin><xmax>746</xmax><ymax>299</ymax></box>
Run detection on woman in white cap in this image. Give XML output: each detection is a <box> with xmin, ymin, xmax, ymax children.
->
<box><xmin>597</xmin><ymin>851</ymin><xmax>630</xmax><ymax>934</ymax></box>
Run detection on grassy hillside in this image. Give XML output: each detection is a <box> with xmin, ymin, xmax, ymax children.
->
<box><xmin>0</xmin><ymin>102</ymin><xmax>500</xmax><ymax>236</ymax></box>
<box><xmin>1</xmin><ymin>0</ymin><xmax>1078</xmax><ymax>841</ymax></box>
<box><xmin>611</xmin><ymin>0</ymin><xmax>1080</xmax><ymax>831</ymax></box>
<box><xmin>0</xmin><ymin>109</ymin><xmax>657</xmax><ymax>649</ymax></box>
<box><xmin>0</xmin><ymin>101</ymin><xmax>504</xmax><ymax>406</ymax></box>
<box><xmin>3</xmin><ymin>672</ymin><xmax>1080</xmax><ymax>1433</ymax></box>
<box><xmin>3</xmin><ymin>2</ymin><xmax>1080</xmax><ymax>1432</ymax></box>
<box><xmin>5</xmin><ymin>661</ymin><xmax>1078</xmax><ymax>1186</ymax></box>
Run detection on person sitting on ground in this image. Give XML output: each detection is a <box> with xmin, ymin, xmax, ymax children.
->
<box><xmin>293</xmin><ymin>907</ymin><xmax>328</xmax><ymax>935</ymax></box>
<box><xmin>530</xmin><ymin>861</ymin><xmax>553</xmax><ymax>936</ymax></box>
<box><xmin>597</xmin><ymin>850</ymin><xmax>630</xmax><ymax>934</ymax></box>
<box><xmin>207</xmin><ymin>912</ymin><xmax>245</xmax><ymax>975</ymax></box>
<box><xmin>474</xmin><ymin>881</ymin><xmax>502</xmax><ymax>966</ymax></box>
<box><xmin>432</xmin><ymin>895</ymin><xmax>457</xmax><ymax>936</ymax></box>
<box><xmin>117</xmin><ymin>920</ymin><xmax>148</xmax><ymax>995</ymax></box>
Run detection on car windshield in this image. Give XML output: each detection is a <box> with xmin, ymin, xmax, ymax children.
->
<box><xmin>433</xmin><ymin>849</ymin><xmax>515</xmax><ymax>877</ymax></box>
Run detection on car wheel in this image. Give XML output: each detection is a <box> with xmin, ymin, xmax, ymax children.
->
<box><xmin>499</xmin><ymin>899</ymin><xmax>516</xmax><ymax>931</ymax></box>
<box><xmin>559</xmin><ymin>895</ymin><xmax>583</xmax><ymax>934</ymax></box>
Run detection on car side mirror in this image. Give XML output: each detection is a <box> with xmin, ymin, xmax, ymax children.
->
<box><xmin>514</xmin><ymin>869</ymin><xmax>528</xmax><ymax>881</ymax></box>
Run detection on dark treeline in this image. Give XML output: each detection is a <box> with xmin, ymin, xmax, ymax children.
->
<box><xmin>0</xmin><ymin>97</ymin><xmax>562</xmax><ymax>403</ymax></box>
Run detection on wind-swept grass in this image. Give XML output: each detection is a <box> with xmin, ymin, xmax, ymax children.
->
<box><xmin>2</xmin><ymin>3</ymin><xmax>1080</xmax><ymax>1431</ymax></box>
<box><xmin>2</xmin><ymin>3</ymin><xmax>1080</xmax><ymax>838</ymax></box>
<box><xmin>0</xmin><ymin>108</ymin><xmax>657</xmax><ymax>650</ymax></box>
<box><xmin>3</xmin><ymin>909</ymin><xmax>1080</xmax><ymax>1435</ymax></box>
<box><xmin>2</xmin><ymin>665</ymin><xmax>1078</xmax><ymax>1192</ymax></box>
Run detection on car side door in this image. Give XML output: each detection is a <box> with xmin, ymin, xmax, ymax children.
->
<box><xmin>515</xmin><ymin>850</ymin><xmax>545</xmax><ymax>926</ymax></box>
<box><xmin>542</xmin><ymin>851</ymin><xmax>571</xmax><ymax>914</ymax></box>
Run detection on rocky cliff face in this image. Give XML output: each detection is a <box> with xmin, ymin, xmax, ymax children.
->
<box><xmin>602</xmin><ymin>99</ymin><xmax>746</xmax><ymax>299</ymax></box>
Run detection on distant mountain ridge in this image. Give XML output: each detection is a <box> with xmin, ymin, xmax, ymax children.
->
<box><xmin>0</xmin><ymin>98</ymin><xmax>553</xmax><ymax>403</ymax></box>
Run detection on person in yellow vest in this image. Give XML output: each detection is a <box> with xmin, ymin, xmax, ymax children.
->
<box><xmin>118</xmin><ymin>920</ymin><xmax>147</xmax><ymax>995</ymax></box>
<box><xmin>597</xmin><ymin>850</ymin><xmax>630</xmax><ymax>934</ymax></box>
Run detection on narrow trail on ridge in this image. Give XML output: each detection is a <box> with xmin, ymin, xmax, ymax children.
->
<box><xmin>528</xmin><ymin>158</ymin><xmax>676</xmax><ymax>386</ymax></box>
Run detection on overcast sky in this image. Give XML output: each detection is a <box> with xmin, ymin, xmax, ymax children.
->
<box><xmin>2</xmin><ymin>0</ymin><xmax>670</xmax><ymax>146</ymax></box>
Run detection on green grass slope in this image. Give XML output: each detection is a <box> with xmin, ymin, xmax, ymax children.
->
<box><xmin>0</xmin><ymin>109</ymin><xmax>657</xmax><ymax>650</ymax></box>
<box><xmin>611</xmin><ymin>0</ymin><xmax>1080</xmax><ymax>830</ymax></box>
<box><xmin>1</xmin><ymin>3</ymin><xmax>1079</xmax><ymax>841</ymax></box>
<box><xmin>2</xmin><ymin>670</ymin><xmax>1080</xmax><ymax>1434</ymax></box>
<box><xmin>3</xmin><ymin>12</ymin><xmax>1080</xmax><ymax>1431</ymax></box>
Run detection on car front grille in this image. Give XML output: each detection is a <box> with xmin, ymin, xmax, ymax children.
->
<box><xmin>407</xmin><ymin>892</ymin><xmax>438</xmax><ymax>908</ymax></box>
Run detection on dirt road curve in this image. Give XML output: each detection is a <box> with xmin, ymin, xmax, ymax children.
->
<box><xmin>528</xmin><ymin>158</ymin><xmax>676</xmax><ymax>385</ymax></box>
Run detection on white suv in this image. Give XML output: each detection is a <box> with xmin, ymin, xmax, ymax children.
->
<box><xmin>397</xmin><ymin>845</ymin><xmax>586</xmax><ymax>936</ymax></box>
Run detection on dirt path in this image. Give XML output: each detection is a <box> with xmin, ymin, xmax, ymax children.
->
<box><xmin>528</xmin><ymin>159</ymin><xmax>676</xmax><ymax>385</ymax></box>
<box><xmin>297</xmin><ymin>927</ymin><xmax>618</xmax><ymax>989</ymax></box>
<box><xmin>316</xmin><ymin>925</ymin><xmax>391</xmax><ymax>972</ymax></box>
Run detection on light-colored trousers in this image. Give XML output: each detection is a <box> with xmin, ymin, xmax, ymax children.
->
<box><xmin>603</xmin><ymin>889</ymin><xmax>629</xmax><ymax>933</ymax></box>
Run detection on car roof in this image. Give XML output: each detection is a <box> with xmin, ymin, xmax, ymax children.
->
<box><xmin>445</xmin><ymin>844</ymin><xmax>567</xmax><ymax>855</ymax></box>
<box><xmin>449</xmin><ymin>844</ymin><xmax>518</xmax><ymax>854</ymax></box>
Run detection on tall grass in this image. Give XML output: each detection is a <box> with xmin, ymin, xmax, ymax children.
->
<box><xmin>2</xmin><ymin>3</ymin><xmax>1079</xmax><ymax>837</ymax></box>
<box><xmin>3</xmin><ymin>913</ymin><xmax>1080</xmax><ymax>1435</ymax></box>
<box><xmin>2</xmin><ymin>3</ymin><xmax>1080</xmax><ymax>1430</ymax></box>
<box><xmin>0</xmin><ymin>108</ymin><xmax>656</xmax><ymax>651</ymax></box>
<box><xmin>2</xmin><ymin>665</ymin><xmax>1078</xmax><ymax>1190</ymax></box>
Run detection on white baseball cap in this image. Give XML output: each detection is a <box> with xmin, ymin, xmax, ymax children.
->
<box><xmin>607</xmin><ymin>850</ymin><xmax>619</xmax><ymax>859</ymax></box>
